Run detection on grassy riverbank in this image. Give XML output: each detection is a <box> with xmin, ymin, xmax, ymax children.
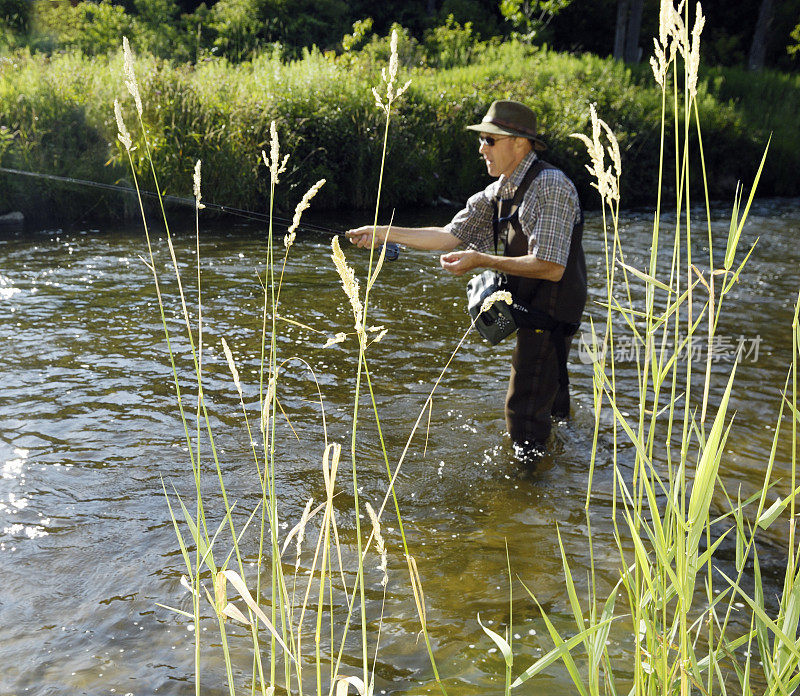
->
<box><xmin>0</xmin><ymin>40</ymin><xmax>797</xmax><ymax>223</ymax></box>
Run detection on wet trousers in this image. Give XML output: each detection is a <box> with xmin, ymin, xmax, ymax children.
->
<box><xmin>505</xmin><ymin>328</ymin><xmax>572</xmax><ymax>446</ymax></box>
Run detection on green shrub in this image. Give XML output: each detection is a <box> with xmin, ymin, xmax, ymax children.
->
<box><xmin>31</xmin><ymin>0</ymin><xmax>135</xmax><ymax>55</ymax></box>
<box><xmin>0</xmin><ymin>0</ymin><xmax>29</xmax><ymax>41</ymax></box>
<box><xmin>206</xmin><ymin>0</ymin><xmax>267</xmax><ymax>61</ymax></box>
<box><xmin>0</xmin><ymin>41</ymin><xmax>796</xmax><ymax>222</ymax></box>
<box><xmin>131</xmin><ymin>0</ymin><xmax>181</xmax><ymax>58</ymax></box>
<box><xmin>0</xmin><ymin>49</ymin><xmax>129</xmax><ymax>218</ymax></box>
<box><xmin>423</xmin><ymin>14</ymin><xmax>484</xmax><ymax>69</ymax></box>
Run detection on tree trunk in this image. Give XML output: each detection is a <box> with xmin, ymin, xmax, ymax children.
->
<box><xmin>613</xmin><ymin>0</ymin><xmax>630</xmax><ymax>60</ymax></box>
<box><xmin>748</xmin><ymin>0</ymin><xmax>775</xmax><ymax>71</ymax></box>
<box><xmin>624</xmin><ymin>0</ymin><xmax>644</xmax><ymax>63</ymax></box>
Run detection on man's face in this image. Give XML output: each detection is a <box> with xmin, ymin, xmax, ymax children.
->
<box><xmin>478</xmin><ymin>133</ymin><xmax>528</xmax><ymax>178</ymax></box>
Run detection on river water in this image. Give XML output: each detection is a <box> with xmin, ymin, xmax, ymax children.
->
<box><xmin>1</xmin><ymin>199</ymin><xmax>799</xmax><ymax>695</ymax></box>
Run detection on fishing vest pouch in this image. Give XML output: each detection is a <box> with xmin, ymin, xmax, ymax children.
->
<box><xmin>466</xmin><ymin>270</ymin><xmax>517</xmax><ymax>345</ymax></box>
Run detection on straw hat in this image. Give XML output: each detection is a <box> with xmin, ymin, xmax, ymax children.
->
<box><xmin>466</xmin><ymin>100</ymin><xmax>547</xmax><ymax>151</ymax></box>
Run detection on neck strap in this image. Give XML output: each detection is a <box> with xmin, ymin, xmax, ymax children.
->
<box><xmin>491</xmin><ymin>159</ymin><xmax>549</xmax><ymax>255</ymax></box>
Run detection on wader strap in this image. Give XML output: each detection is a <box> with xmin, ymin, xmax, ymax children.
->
<box><xmin>492</xmin><ymin>160</ymin><xmax>547</xmax><ymax>256</ymax></box>
<box><xmin>497</xmin><ymin>159</ymin><xmax>581</xmax><ymax>388</ymax></box>
<box><xmin>491</xmin><ymin>204</ymin><xmax>500</xmax><ymax>255</ymax></box>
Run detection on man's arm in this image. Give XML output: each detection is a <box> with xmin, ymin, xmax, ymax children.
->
<box><xmin>346</xmin><ymin>225</ymin><xmax>461</xmax><ymax>252</ymax></box>
<box><xmin>439</xmin><ymin>249</ymin><xmax>565</xmax><ymax>281</ymax></box>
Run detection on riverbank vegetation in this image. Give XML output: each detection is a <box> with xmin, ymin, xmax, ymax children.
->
<box><xmin>1</xmin><ymin>39</ymin><xmax>797</xmax><ymax>222</ymax></box>
<box><xmin>1</xmin><ymin>1</ymin><xmax>800</xmax><ymax>222</ymax></box>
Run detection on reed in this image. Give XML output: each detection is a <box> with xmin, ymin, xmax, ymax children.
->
<box><xmin>115</xmin><ymin>27</ymin><xmax>476</xmax><ymax>696</ymax></box>
<box><xmin>474</xmin><ymin>2</ymin><xmax>800</xmax><ymax>694</ymax></box>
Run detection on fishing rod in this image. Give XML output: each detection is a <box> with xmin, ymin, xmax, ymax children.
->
<box><xmin>0</xmin><ymin>166</ymin><xmax>401</xmax><ymax>258</ymax></box>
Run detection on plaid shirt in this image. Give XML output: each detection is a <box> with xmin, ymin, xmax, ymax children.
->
<box><xmin>444</xmin><ymin>151</ymin><xmax>580</xmax><ymax>267</ymax></box>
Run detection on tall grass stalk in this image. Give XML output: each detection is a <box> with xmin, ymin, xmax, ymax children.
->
<box><xmin>117</xmin><ymin>27</ymin><xmax>473</xmax><ymax>696</ymax></box>
<box><xmin>478</xmin><ymin>2</ymin><xmax>800</xmax><ymax>694</ymax></box>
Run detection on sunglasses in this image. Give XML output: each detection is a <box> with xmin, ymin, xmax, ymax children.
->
<box><xmin>478</xmin><ymin>135</ymin><xmax>511</xmax><ymax>147</ymax></box>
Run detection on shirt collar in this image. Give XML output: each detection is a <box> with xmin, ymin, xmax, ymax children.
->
<box><xmin>497</xmin><ymin>150</ymin><xmax>538</xmax><ymax>199</ymax></box>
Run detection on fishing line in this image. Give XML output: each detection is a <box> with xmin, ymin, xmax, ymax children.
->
<box><xmin>0</xmin><ymin>166</ymin><xmax>339</xmax><ymax>234</ymax></box>
<box><xmin>0</xmin><ymin>165</ymin><xmax>401</xmax><ymax>258</ymax></box>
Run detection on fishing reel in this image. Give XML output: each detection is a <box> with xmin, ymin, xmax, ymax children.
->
<box><xmin>378</xmin><ymin>243</ymin><xmax>401</xmax><ymax>261</ymax></box>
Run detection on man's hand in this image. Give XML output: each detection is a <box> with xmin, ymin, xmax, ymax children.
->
<box><xmin>346</xmin><ymin>225</ymin><xmax>385</xmax><ymax>249</ymax></box>
<box><xmin>439</xmin><ymin>249</ymin><xmax>485</xmax><ymax>276</ymax></box>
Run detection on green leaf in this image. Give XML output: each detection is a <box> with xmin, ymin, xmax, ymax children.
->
<box><xmin>722</xmin><ymin>240</ymin><xmax>759</xmax><ymax>295</ymax></box>
<box><xmin>174</xmin><ymin>485</ymin><xmax>217</xmax><ymax>574</ymax></box>
<box><xmin>510</xmin><ymin>618</ymin><xmax>614</xmax><ymax>689</ymax></box>
<box><xmin>724</xmin><ymin>183</ymin><xmax>743</xmax><ymax>271</ymax></box>
<box><xmin>725</xmin><ymin>136</ymin><xmax>771</xmax><ymax>272</ymax></box>
<box><xmin>589</xmin><ymin>581</ymin><xmax>620</xmax><ymax>673</ymax></box>
<box><xmin>752</xmin><ymin>548</ymin><xmax>774</xmax><ymax>683</ymax></box>
<box><xmin>618</xmin><ymin>260</ymin><xmax>673</xmax><ymax>292</ymax></box>
<box><xmin>783</xmin><ymin>393</ymin><xmax>800</xmax><ymax>426</ymax></box>
<box><xmin>556</xmin><ymin>526</ymin><xmax>585</xmax><ymax>640</ymax></box>
<box><xmin>687</xmin><ymin>362</ymin><xmax>738</xmax><ymax>558</ymax></box>
<box><xmin>696</xmin><ymin>629</ymin><xmax>756</xmax><ymax>670</ymax></box>
<box><xmin>776</xmin><ymin>569</ymin><xmax>800</xmax><ymax>673</ymax></box>
<box><xmin>719</xmin><ymin>567</ymin><xmax>800</xmax><ymax>663</ymax></box>
<box><xmin>758</xmin><ymin>496</ymin><xmax>788</xmax><ymax>530</ymax></box>
<box><xmin>162</xmin><ymin>479</ymin><xmax>193</xmax><ymax>577</ymax></box>
<box><xmin>735</xmin><ymin>491</ymin><xmax>746</xmax><ymax>573</ymax></box>
<box><xmin>477</xmin><ymin>613</ymin><xmax>513</xmax><ymax>668</ymax></box>
<box><xmin>692</xmin><ymin>527</ymin><xmax>733</xmax><ymax>582</ymax></box>
<box><xmin>155</xmin><ymin>602</ymin><xmax>195</xmax><ymax>619</ymax></box>
<box><xmin>518</xmin><ymin>579</ymin><xmax>590</xmax><ymax>696</ymax></box>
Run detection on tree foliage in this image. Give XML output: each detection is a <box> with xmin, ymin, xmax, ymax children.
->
<box><xmin>0</xmin><ymin>0</ymin><xmax>798</xmax><ymax>73</ymax></box>
<box><xmin>788</xmin><ymin>20</ymin><xmax>800</xmax><ymax>59</ymax></box>
<box><xmin>498</xmin><ymin>0</ymin><xmax>572</xmax><ymax>43</ymax></box>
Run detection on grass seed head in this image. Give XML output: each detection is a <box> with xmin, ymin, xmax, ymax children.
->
<box><xmin>480</xmin><ymin>290</ymin><xmax>513</xmax><ymax>315</ymax></box>
<box><xmin>600</xmin><ymin>120</ymin><xmax>622</xmax><ymax>201</ymax></box>
<box><xmin>373</xmin><ymin>28</ymin><xmax>410</xmax><ymax>113</ymax></box>
<box><xmin>658</xmin><ymin>0</ymin><xmax>671</xmax><ymax>48</ymax></box>
<box><xmin>221</xmin><ymin>337</ymin><xmax>242</xmax><ymax>398</ymax></box>
<box><xmin>571</xmin><ymin>104</ymin><xmax>620</xmax><ymax>207</ymax></box>
<box><xmin>260</xmin><ymin>376</ymin><xmax>276</xmax><ymax>433</ymax></box>
<box><xmin>264</xmin><ymin>121</ymin><xmax>289</xmax><ymax>185</ymax></box>
<box><xmin>121</xmin><ymin>37</ymin><xmax>142</xmax><ymax>116</ymax></box>
<box><xmin>687</xmin><ymin>3</ymin><xmax>705</xmax><ymax>98</ymax></box>
<box><xmin>323</xmin><ymin>332</ymin><xmax>348</xmax><ymax>348</ymax></box>
<box><xmin>285</xmin><ymin>178</ymin><xmax>325</xmax><ymax>248</ymax></box>
<box><xmin>672</xmin><ymin>1</ymin><xmax>689</xmax><ymax>62</ymax></box>
<box><xmin>331</xmin><ymin>236</ymin><xmax>364</xmax><ymax>335</ymax></box>
<box><xmin>372</xmin><ymin>328</ymin><xmax>389</xmax><ymax>343</ymax></box>
<box><xmin>114</xmin><ymin>99</ymin><xmax>132</xmax><ymax>151</ymax></box>
<box><xmin>652</xmin><ymin>0</ymin><xmax>685</xmax><ymax>87</ymax></box>
<box><xmin>295</xmin><ymin>498</ymin><xmax>314</xmax><ymax>571</ymax></box>
<box><xmin>650</xmin><ymin>41</ymin><xmax>668</xmax><ymax>88</ymax></box>
<box><xmin>193</xmin><ymin>160</ymin><xmax>203</xmax><ymax>206</ymax></box>
<box><xmin>389</xmin><ymin>29</ymin><xmax>399</xmax><ymax>84</ymax></box>
<box><xmin>366</xmin><ymin>502</ymin><xmax>388</xmax><ymax>587</ymax></box>
<box><xmin>372</xmin><ymin>86</ymin><xmax>385</xmax><ymax>112</ymax></box>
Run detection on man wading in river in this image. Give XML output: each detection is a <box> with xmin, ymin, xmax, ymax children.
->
<box><xmin>347</xmin><ymin>100</ymin><xmax>586</xmax><ymax>459</ymax></box>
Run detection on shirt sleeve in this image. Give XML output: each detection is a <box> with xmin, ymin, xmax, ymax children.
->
<box><xmin>443</xmin><ymin>186</ymin><xmax>496</xmax><ymax>252</ymax></box>
<box><xmin>523</xmin><ymin>169</ymin><xmax>580</xmax><ymax>267</ymax></box>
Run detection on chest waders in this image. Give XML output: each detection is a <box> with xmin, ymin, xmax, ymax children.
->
<box><xmin>493</xmin><ymin>160</ymin><xmax>587</xmax><ymax>447</ymax></box>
